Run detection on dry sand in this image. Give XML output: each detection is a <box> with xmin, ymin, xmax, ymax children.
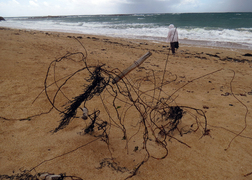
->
<box><xmin>1</xmin><ymin>27</ymin><xmax>252</xmax><ymax>179</ymax></box>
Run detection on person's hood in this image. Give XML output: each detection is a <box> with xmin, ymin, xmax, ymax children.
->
<box><xmin>169</xmin><ymin>24</ymin><xmax>175</xmax><ymax>29</ymax></box>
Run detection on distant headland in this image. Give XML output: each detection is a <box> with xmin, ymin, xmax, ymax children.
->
<box><xmin>0</xmin><ymin>16</ymin><xmax>5</xmax><ymax>21</ymax></box>
<box><xmin>28</xmin><ymin>15</ymin><xmax>67</xmax><ymax>19</ymax></box>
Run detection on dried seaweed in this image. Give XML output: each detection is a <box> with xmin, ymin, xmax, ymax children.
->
<box><xmin>53</xmin><ymin>65</ymin><xmax>110</xmax><ymax>132</ymax></box>
<box><xmin>0</xmin><ymin>37</ymin><xmax>250</xmax><ymax>180</ymax></box>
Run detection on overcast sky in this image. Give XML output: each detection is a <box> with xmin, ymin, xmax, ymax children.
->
<box><xmin>0</xmin><ymin>0</ymin><xmax>252</xmax><ymax>17</ymax></box>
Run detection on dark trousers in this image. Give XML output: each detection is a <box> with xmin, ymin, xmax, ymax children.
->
<box><xmin>170</xmin><ymin>42</ymin><xmax>179</xmax><ymax>54</ymax></box>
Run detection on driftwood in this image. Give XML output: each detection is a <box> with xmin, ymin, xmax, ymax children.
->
<box><xmin>112</xmin><ymin>51</ymin><xmax>152</xmax><ymax>84</ymax></box>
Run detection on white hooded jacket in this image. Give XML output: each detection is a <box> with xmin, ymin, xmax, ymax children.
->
<box><xmin>167</xmin><ymin>24</ymin><xmax>178</xmax><ymax>42</ymax></box>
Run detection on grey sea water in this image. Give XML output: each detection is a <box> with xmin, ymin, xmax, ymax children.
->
<box><xmin>1</xmin><ymin>13</ymin><xmax>252</xmax><ymax>49</ymax></box>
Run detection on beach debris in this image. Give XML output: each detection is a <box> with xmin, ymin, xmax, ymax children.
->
<box><xmin>167</xmin><ymin>106</ymin><xmax>183</xmax><ymax>122</ymax></box>
<box><xmin>39</xmin><ymin>173</ymin><xmax>62</xmax><ymax>180</ymax></box>
<box><xmin>112</xmin><ymin>51</ymin><xmax>152</xmax><ymax>84</ymax></box>
<box><xmin>243</xmin><ymin>53</ymin><xmax>252</xmax><ymax>57</ymax></box>
<box><xmin>91</xmin><ymin>37</ymin><xmax>99</xmax><ymax>40</ymax></box>
<box><xmin>84</xmin><ymin>110</ymin><xmax>100</xmax><ymax>134</ymax></box>
<box><xmin>239</xmin><ymin>93</ymin><xmax>247</xmax><ymax>96</ymax></box>
<box><xmin>206</xmin><ymin>53</ymin><xmax>220</xmax><ymax>58</ymax></box>
<box><xmin>81</xmin><ymin>107</ymin><xmax>88</xmax><ymax>120</ymax></box>
<box><xmin>157</xmin><ymin>106</ymin><xmax>185</xmax><ymax>138</ymax></box>
<box><xmin>203</xmin><ymin>105</ymin><xmax>209</xmax><ymax>109</ymax></box>
<box><xmin>53</xmin><ymin>65</ymin><xmax>110</xmax><ymax>133</ymax></box>
<box><xmin>134</xmin><ymin>146</ymin><xmax>139</xmax><ymax>152</ymax></box>
<box><xmin>39</xmin><ymin>41</ymin><xmax>212</xmax><ymax>178</ymax></box>
<box><xmin>96</xmin><ymin>158</ymin><xmax>129</xmax><ymax>173</ymax></box>
<box><xmin>244</xmin><ymin>171</ymin><xmax>252</xmax><ymax>177</ymax></box>
<box><xmin>0</xmin><ymin>171</ymin><xmax>63</xmax><ymax>180</ymax></box>
<box><xmin>0</xmin><ymin>171</ymin><xmax>82</xmax><ymax>180</ymax></box>
<box><xmin>158</xmin><ymin>106</ymin><xmax>184</xmax><ymax>135</ymax></box>
<box><xmin>0</xmin><ymin>170</ymin><xmax>37</xmax><ymax>180</ymax></box>
<box><xmin>221</xmin><ymin>92</ymin><xmax>231</xmax><ymax>96</ymax></box>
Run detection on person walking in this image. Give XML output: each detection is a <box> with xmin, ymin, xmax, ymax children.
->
<box><xmin>167</xmin><ymin>24</ymin><xmax>179</xmax><ymax>54</ymax></box>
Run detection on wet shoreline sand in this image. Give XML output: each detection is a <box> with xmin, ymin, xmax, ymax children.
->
<box><xmin>1</xmin><ymin>27</ymin><xmax>252</xmax><ymax>179</ymax></box>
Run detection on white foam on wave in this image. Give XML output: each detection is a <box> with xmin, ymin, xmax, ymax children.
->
<box><xmin>178</xmin><ymin>28</ymin><xmax>252</xmax><ymax>43</ymax></box>
<box><xmin>1</xmin><ymin>18</ymin><xmax>252</xmax><ymax>49</ymax></box>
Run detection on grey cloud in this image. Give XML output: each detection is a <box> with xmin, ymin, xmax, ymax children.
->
<box><xmin>116</xmin><ymin>0</ymin><xmax>252</xmax><ymax>14</ymax></box>
<box><xmin>117</xmin><ymin>0</ymin><xmax>183</xmax><ymax>14</ymax></box>
<box><xmin>224</xmin><ymin>0</ymin><xmax>252</xmax><ymax>12</ymax></box>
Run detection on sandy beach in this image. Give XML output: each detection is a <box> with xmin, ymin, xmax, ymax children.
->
<box><xmin>1</xmin><ymin>27</ymin><xmax>252</xmax><ymax>179</ymax></box>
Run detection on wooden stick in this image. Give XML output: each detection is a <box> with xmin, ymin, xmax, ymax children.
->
<box><xmin>112</xmin><ymin>51</ymin><xmax>152</xmax><ymax>84</ymax></box>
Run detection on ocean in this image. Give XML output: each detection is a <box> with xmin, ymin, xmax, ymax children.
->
<box><xmin>1</xmin><ymin>13</ymin><xmax>252</xmax><ymax>50</ymax></box>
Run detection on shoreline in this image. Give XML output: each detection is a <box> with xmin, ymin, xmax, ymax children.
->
<box><xmin>2</xmin><ymin>26</ymin><xmax>252</xmax><ymax>57</ymax></box>
<box><xmin>123</xmin><ymin>35</ymin><xmax>252</xmax><ymax>50</ymax></box>
<box><xmin>1</xmin><ymin>26</ymin><xmax>252</xmax><ymax>51</ymax></box>
<box><xmin>1</xmin><ymin>26</ymin><xmax>252</xmax><ymax>179</ymax></box>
